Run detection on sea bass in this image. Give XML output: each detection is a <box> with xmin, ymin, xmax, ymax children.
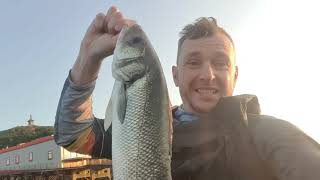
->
<box><xmin>104</xmin><ymin>24</ymin><xmax>172</xmax><ymax>180</ymax></box>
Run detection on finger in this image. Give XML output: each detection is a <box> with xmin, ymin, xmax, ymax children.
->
<box><xmin>85</xmin><ymin>13</ymin><xmax>105</xmax><ymax>36</ymax></box>
<box><xmin>93</xmin><ymin>13</ymin><xmax>105</xmax><ymax>33</ymax></box>
<box><xmin>115</xmin><ymin>19</ymin><xmax>137</xmax><ymax>32</ymax></box>
<box><xmin>108</xmin><ymin>11</ymin><xmax>124</xmax><ymax>34</ymax></box>
<box><xmin>104</xmin><ymin>6</ymin><xmax>119</xmax><ymax>33</ymax></box>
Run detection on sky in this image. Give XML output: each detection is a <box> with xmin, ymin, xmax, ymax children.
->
<box><xmin>0</xmin><ymin>0</ymin><xmax>319</xmax><ymax>142</ymax></box>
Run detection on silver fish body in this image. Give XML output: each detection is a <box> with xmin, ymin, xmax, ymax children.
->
<box><xmin>105</xmin><ymin>24</ymin><xmax>172</xmax><ymax>180</ymax></box>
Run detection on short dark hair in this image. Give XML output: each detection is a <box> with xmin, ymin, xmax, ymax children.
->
<box><xmin>177</xmin><ymin>17</ymin><xmax>235</xmax><ymax>63</ymax></box>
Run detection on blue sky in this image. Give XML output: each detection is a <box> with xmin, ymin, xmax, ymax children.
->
<box><xmin>0</xmin><ymin>0</ymin><xmax>319</xmax><ymax>142</ymax></box>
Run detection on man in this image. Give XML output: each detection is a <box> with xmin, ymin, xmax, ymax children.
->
<box><xmin>54</xmin><ymin>6</ymin><xmax>320</xmax><ymax>180</ymax></box>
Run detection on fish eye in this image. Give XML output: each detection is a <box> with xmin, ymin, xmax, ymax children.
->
<box><xmin>128</xmin><ymin>37</ymin><xmax>144</xmax><ymax>46</ymax></box>
<box><xmin>133</xmin><ymin>37</ymin><xmax>143</xmax><ymax>43</ymax></box>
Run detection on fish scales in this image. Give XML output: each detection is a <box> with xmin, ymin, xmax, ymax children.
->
<box><xmin>105</xmin><ymin>24</ymin><xmax>172</xmax><ymax>180</ymax></box>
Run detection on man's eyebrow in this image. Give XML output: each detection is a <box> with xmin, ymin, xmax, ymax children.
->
<box><xmin>185</xmin><ymin>51</ymin><xmax>201</xmax><ymax>58</ymax></box>
<box><xmin>213</xmin><ymin>52</ymin><xmax>229</xmax><ymax>59</ymax></box>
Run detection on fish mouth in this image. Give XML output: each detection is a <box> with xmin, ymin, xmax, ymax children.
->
<box><xmin>112</xmin><ymin>57</ymin><xmax>146</xmax><ymax>82</ymax></box>
<box><xmin>113</xmin><ymin>56</ymin><xmax>144</xmax><ymax>68</ymax></box>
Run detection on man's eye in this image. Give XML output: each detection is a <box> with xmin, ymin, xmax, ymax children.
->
<box><xmin>213</xmin><ymin>61</ymin><xmax>229</xmax><ymax>70</ymax></box>
<box><xmin>186</xmin><ymin>60</ymin><xmax>200</xmax><ymax>66</ymax></box>
<box><xmin>215</xmin><ymin>62</ymin><xmax>226</xmax><ymax>66</ymax></box>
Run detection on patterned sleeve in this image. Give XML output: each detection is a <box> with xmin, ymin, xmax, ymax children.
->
<box><xmin>54</xmin><ymin>72</ymin><xmax>112</xmax><ymax>158</ymax></box>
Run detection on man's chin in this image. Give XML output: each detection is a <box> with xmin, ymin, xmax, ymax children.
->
<box><xmin>193</xmin><ymin>101</ymin><xmax>219</xmax><ymax>114</ymax></box>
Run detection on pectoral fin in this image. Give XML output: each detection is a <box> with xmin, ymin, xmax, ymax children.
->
<box><xmin>104</xmin><ymin>97</ymin><xmax>113</xmax><ymax>132</ymax></box>
<box><xmin>114</xmin><ymin>81</ymin><xmax>127</xmax><ymax>124</ymax></box>
<box><xmin>104</xmin><ymin>82</ymin><xmax>117</xmax><ymax>131</ymax></box>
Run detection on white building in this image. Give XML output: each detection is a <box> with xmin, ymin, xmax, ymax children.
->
<box><xmin>0</xmin><ymin>135</ymin><xmax>90</xmax><ymax>171</ymax></box>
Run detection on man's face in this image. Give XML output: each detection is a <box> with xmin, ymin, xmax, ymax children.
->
<box><xmin>172</xmin><ymin>33</ymin><xmax>238</xmax><ymax>116</ymax></box>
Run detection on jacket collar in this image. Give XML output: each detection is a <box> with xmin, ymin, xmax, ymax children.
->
<box><xmin>172</xmin><ymin>94</ymin><xmax>261</xmax><ymax>127</ymax></box>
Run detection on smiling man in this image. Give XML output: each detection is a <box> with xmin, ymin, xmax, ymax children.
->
<box><xmin>54</xmin><ymin>6</ymin><xmax>320</xmax><ymax>180</ymax></box>
<box><xmin>172</xmin><ymin>21</ymin><xmax>238</xmax><ymax>116</ymax></box>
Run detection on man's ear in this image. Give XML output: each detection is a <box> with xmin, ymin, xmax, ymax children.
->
<box><xmin>234</xmin><ymin>65</ymin><xmax>238</xmax><ymax>87</ymax></box>
<box><xmin>172</xmin><ymin>66</ymin><xmax>179</xmax><ymax>87</ymax></box>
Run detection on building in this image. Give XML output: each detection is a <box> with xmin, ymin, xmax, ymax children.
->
<box><xmin>0</xmin><ymin>136</ymin><xmax>111</xmax><ymax>180</ymax></box>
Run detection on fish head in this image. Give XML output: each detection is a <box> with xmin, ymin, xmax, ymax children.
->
<box><xmin>112</xmin><ymin>24</ymin><xmax>148</xmax><ymax>83</ymax></box>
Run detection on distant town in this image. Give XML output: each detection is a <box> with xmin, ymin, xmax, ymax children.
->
<box><xmin>0</xmin><ymin>116</ymin><xmax>111</xmax><ymax>179</ymax></box>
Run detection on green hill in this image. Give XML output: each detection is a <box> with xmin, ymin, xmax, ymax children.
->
<box><xmin>0</xmin><ymin>125</ymin><xmax>54</xmax><ymax>149</ymax></box>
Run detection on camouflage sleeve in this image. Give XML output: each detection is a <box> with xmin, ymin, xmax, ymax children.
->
<box><xmin>54</xmin><ymin>72</ymin><xmax>111</xmax><ymax>158</ymax></box>
<box><xmin>250</xmin><ymin>114</ymin><xmax>320</xmax><ymax>180</ymax></box>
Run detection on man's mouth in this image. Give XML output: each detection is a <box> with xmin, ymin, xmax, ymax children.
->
<box><xmin>195</xmin><ymin>88</ymin><xmax>218</xmax><ymax>95</ymax></box>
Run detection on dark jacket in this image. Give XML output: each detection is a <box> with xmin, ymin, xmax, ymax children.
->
<box><xmin>171</xmin><ymin>95</ymin><xmax>278</xmax><ymax>180</ymax></box>
<box><xmin>54</xmin><ymin>77</ymin><xmax>320</xmax><ymax>180</ymax></box>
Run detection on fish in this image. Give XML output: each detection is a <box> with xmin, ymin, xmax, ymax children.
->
<box><xmin>104</xmin><ymin>24</ymin><xmax>173</xmax><ymax>180</ymax></box>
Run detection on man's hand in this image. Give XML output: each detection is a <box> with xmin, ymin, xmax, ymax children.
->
<box><xmin>71</xmin><ymin>6</ymin><xmax>135</xmax><ymax>85</ymax></box>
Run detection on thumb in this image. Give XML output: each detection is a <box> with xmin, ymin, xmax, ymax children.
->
<box><xmin>110</xmin><ymin>33</ymin><xmax>120</xmax><ymax>49</ymax></box>
<box><xmin>95</xmin><ymin>33</ymin><xmax>120</xmax><ymax>59</ymax></box>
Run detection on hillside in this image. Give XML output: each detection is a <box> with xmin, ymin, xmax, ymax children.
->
<box><xmin>0</xmin><ymin>125</ymin><xmax>54</xmax><ymax>149</ymax></box>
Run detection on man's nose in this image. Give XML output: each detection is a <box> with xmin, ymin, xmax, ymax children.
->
<box><xmin>199</xmin><ymin>64</ymin><xmax>216</xmax><ymax>81</ymax></box>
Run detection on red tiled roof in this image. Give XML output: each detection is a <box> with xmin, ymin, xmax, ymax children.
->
<box><xmin>0</xmin><ymin>170</ymin><xmax>21</xmax><ymax>175</ymax></box>
<box><xmin>0</xmin><ymin>136</ymin><xmax>54</xmax><ymax>154</ymax></box>
<box><xmin>0</xmin><ymin>169</ymin><xmax>43</xmax><ymax>175</ymax></box>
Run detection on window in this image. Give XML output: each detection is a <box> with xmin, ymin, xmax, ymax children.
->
<box><xmin>48</xmin><ymin>151</ymin><xmax>53</xmax><ymax>160</ymax></box>
<box><xmin>15</xmin><ymin>155</ymin><xmax>19</xmax><ymax>164</ymax></box>
<box><xmin>6</xmin><ymin>158</ymin><xmax>10</xmax><ymax>166</ymax></box>
<box><xmin>29</xmin><ymin>152</ymin><xmax>33</xmax><ymax>162</ymax></box>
